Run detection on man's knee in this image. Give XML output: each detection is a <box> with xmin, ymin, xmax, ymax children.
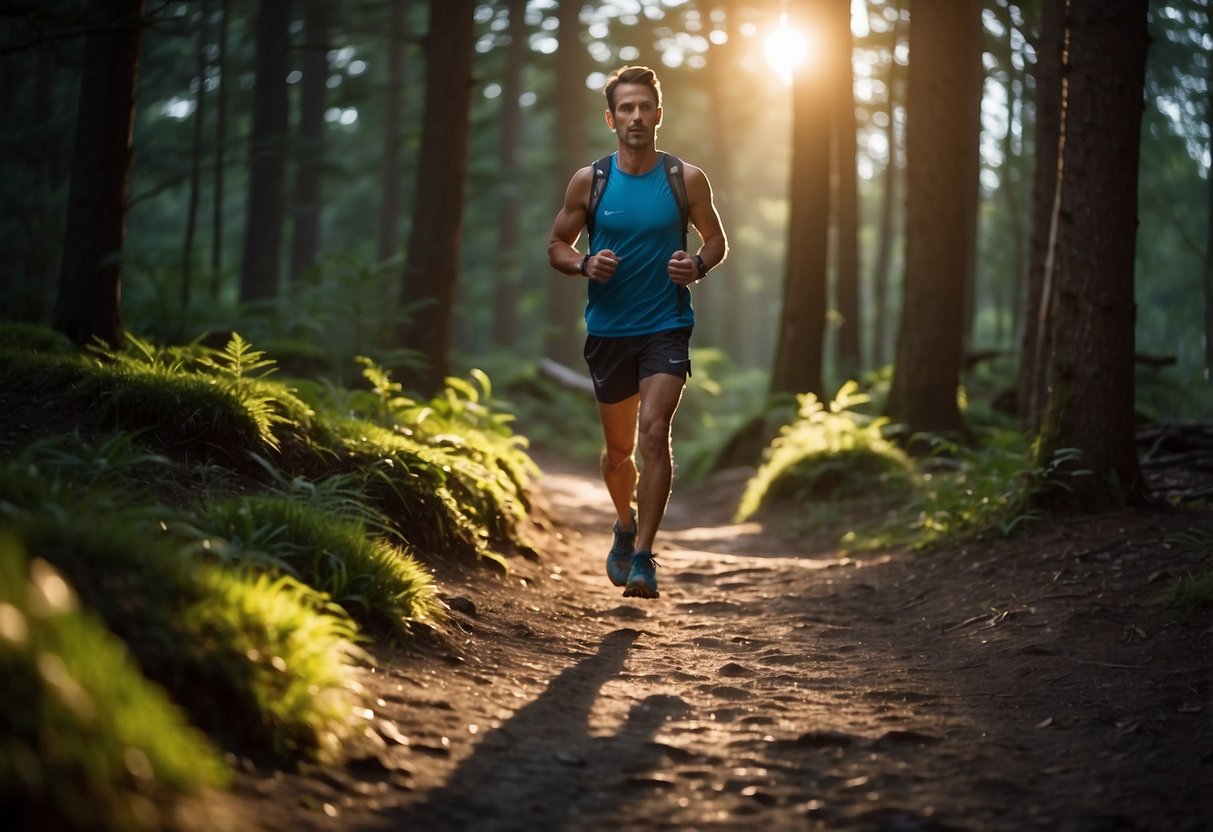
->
<box><xmin>636</xmin><ymin>418</ymin><xmax>672</xmax><ymax>460</ymax></box>
<box><xmin>602</xmin><ymin>444</ymin><xmax>635</xmax><ymax>469</ymax></box>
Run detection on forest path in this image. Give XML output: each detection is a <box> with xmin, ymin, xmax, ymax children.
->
<box><xmin>230</xmin><ymin>457</ymin><xmax>1212</xmax><ymax>832</ymax></box>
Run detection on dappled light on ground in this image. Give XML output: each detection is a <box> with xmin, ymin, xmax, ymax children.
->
<box><xmin>228</xmin><ymin>462</ymin><xmax>1212</xmax><ymax>831</ymax></box>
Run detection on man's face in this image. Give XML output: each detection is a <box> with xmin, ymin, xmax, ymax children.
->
<box><xmin>606</xmin><ymin>83</ymin><xmax>662</xmax><ymax>149</ymax></box>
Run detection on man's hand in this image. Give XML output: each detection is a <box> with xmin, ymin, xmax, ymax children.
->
<box><xmin>586</xmin><ymin>249</ymin><xmax>620</xmax><ymax>283</ymax></box>
<box><xmin>667</xmin><ymin>250</ymin><xmax>697</xmax><ymax>286</ymax></box>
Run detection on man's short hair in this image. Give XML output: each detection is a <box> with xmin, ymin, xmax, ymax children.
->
<box><xmin>603</xmin><ymin>65</ymin><xmax>662</xmax><ymax>113</ymax></box>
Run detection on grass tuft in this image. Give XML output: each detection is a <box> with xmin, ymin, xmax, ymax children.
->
<box><xmin>0</xmin><ymin>536</ymin><xmax>227</xmax><ymax>832</ymax></box>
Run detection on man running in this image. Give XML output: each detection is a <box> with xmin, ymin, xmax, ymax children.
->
<box><xmin>546</xmin><ymin>65</ymin><xmax>728</xmax><ymax>599</ymax></box>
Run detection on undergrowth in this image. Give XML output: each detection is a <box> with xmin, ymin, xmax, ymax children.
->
<box><xmin>0</xmin><ymin>537</ymin><xmax>227</xmax><ymax>832</ymax></box>
<box><xmin>0</xmin><ymin>324</ymin><xmax>543</xmax><ymax>828</ymax></box>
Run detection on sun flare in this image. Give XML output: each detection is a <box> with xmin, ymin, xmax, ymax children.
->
<box><xmin>764</xmin><ymin>12</ymin><xmax>810</xmax><ymax>85</ymax></box>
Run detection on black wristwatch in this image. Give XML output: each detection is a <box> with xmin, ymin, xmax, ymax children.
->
<box><xmin>579</xmin><ymin>254</ymin><xmax>591</xmax><ymax>276</ymax></box>
<box><xmin>695</xmin><ymin>254</ymin><xmax>708</xmax><ymax>280</ymax></box>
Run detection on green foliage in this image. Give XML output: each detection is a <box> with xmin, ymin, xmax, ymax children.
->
<box><xmin>192</xmin><ymin>494</ymin><xmax>443</xmax><ymax>638</ymax></box>
<box><xmin>298</xmin><ymin>358</ymin><xmax>540</xmax><ymax>568</ymax></box>
<box><xmin>0</xmin><ymin>537</ymin><xmax>227</xmax><ymax>832</ymax></box>
<box><xmin>182</xmin><ymin>570</ymin><xmax>366</xmax><ymax>760</ymax></box>
<box><xmin>0</xmin><ymin>451</ymin><xmax>366</xmax><ymax>763</ymax></box>
<box><xmin>95</xmin><ymin>332</ymin><xmax>314</xmax><ymax>452</ymax></box>
<box><xmin>892</xmin><ymin>432</ymin><xmax>1054</xmax><ymax>548</ymax></box>
<box><xmin>676</xmin><ymin>350</ymin><xmax>774</xmax><ymax>483</ymax></box>
<box><xmin>0</xmin><ymin>328</ymin><xmax>544</xmax><ymax>793</ymax></box>
<box><xmin>736</xmin><ymin>377</ymin><xmax>1101</xmax><ymax>552</ymax></box>
<box><xmin>1160</xmin><ymin>527</ymin><xmax>1213</xmax><ymax>615</ymax></box>
<box><xmin>737</xmin><ymin>382</ymin><xmax>912</xmax><ymax>522</ymax></box>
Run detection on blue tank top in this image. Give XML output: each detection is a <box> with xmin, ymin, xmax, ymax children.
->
<box><xmin>586</xmin><ymin>154</ymin><xmax>695</xmax><ymax>337</ymax></box>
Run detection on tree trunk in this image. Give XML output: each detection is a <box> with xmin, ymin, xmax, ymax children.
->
<box><xmin>52</xmin><ymin>0</ymin><xmax>145</xmax><ymax>349</ymax></box>
<box><xmin>1018</xmin><ymin>0</ymin><xmax>1064</xmax><ymax>428</ymax></box>
<box><xmin>769</xmin><ymin>0</ymin><xmax>831</xmax><ymax>400</ymax></box>
<box><xmin>959</xmin><ymin>5</ymin><xmax>983</xmax><ymax>359</ymax></box>
<box><xmin>884</xmin><ymin>0</ymin><xmax>981</xmax><ymax>439</ymax></box>
<box><xmin>1037</xmin><ymin>0</ymin><xmax>1149</xmax><ymax>509</ymax></box>
<box><xmin>870</xmin><ymin>0</ymin><xmax>904</xmax><ymax>368</ymax></box>
<box><xmin>831</xmin><ymin>0</ymin><xmax>862</xmax><ymax>377</ymax></box>
<box><xmin>238</xmin><ymin>0</ymin><xmax>292</xmax><ymax>303</ymax></box>
<box><xmin>210</xmin><ymin>0</ymin><xmax>230</xmax><ymax>296</ymax></box>
<box><xmin>491</xmin><ymin>0</ymin><xmax>526</xmax><ymax>348</ymax></box>
<box><xmin>377</xmin><ymin>0</ymin><xmax>411</xmax><ymax>267</ymax></box>
<box><xmin>400</xmin><ymin>0</ymin><xmax>475</xmax><ymax>396</ymax></box>
<box><xmin>289</xmin><ymin>0</ymin><xmax>328</xmax><ymax>284</ymax></box>
<box><xmin>995</xmin><ymin>0</ymin><xmax>1027</xmax><ymax>351</ymax></box>
<box><xmin>1206</xmin><ymin>7</ymin><xmax>1213</xmax><ymax>377</ymax></box>
<box><xmin>696</xmin><ymin>0</ymin><xmax>739</xmax><ymax>356</ymax></box>
<box><xmin>544</xmin><ymin>0</ymin><xmax>589</xmax><ymax>367</ymax></box>
<box><xmin>182</xmin><ymin>0</ymin><xmax>209</xmax><ymax>324</ymax></box>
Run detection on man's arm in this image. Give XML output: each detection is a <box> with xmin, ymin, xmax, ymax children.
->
<box><xmin>668</xmin><ymin>163</ymin><xmax>728</xmax><ymax>285</ymax></box>
<box><xmin>686</xmin><ymin>164</ymin><xmax>727</xmax><ymax>271</ymax></box>
<box><xmin>547</xmin><ymin>167</ymin><xmax>591</xmax><ymax>275</ymax></box>
<box><xmin>547</xmin><ymin>166</ymin><xmax>619</xmax><ymax>283</ymax></box>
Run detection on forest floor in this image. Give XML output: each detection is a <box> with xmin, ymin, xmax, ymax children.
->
<box><xmin>211</xmin><ymin>451</ymin><xmax>1212</xmax><ymax>832</ymax></box>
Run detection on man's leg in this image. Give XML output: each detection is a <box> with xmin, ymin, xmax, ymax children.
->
<box><xmin>597</xmin><ymin>394</ymin><xmax>640</xmax><ymax>529</ymax></box>
<box><xmin>633</xmin><ymin>372</ymin><xmax>686</xmax><ymax>553</ymax></box>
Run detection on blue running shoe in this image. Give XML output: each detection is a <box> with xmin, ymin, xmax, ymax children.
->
<box><xmin>623</xmin><ymin>550</ymin><xmax>659</xmax><ymax>599</ymax></box>
<box><xmin>606</xmin><ymin>509</ymin><xmax>637</xmax><ymax>587</ymax></box>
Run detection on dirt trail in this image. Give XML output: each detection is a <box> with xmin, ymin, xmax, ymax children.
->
<box><xmin>230</xmin><ymin>458</ymin><xmax>1212</xmax><ymax>832</ymax></box>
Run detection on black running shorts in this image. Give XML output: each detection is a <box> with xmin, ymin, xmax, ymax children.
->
<box><xmin>583</xmin><ymin>327</ymin><xmax>693</xmax><ymax>404</ymax></box>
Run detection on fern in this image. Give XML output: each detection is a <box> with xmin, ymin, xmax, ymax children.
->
<box><xmin>197</xmin><ymin>332</ymin><xmax>277</xmax><ymax>382</ymax></box>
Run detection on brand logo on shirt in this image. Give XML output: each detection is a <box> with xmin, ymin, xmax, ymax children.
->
<box><xmin>603</xmin><ymin>210</ymin><xmax>625</xmax><ymax>216</ymax></box>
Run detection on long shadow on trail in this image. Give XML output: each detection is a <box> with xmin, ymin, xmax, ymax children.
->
<box><xmin>389</xmin><ymin>627</ymin><xmax>689</xmax><ymax>831</ymax></box>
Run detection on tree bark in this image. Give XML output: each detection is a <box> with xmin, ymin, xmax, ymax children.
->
<box><xmin>831</xmin><ymin>0</ymin><xmax>862</xmax><ymax>376</ymax></box>
<box><xmin>52</xmin><ymin>0</ymin><xmax>145</xmax><ymax>349</ymax></box>
<box><xmin>884</xmin><ymin>0</ymin><xmax>981</xmax><ymax>439</ymax></box>
<box><xmin>182</xmin><ymin>0</ymin><xmax>209</xmax><ymax>323</ymax></box>
<box><xmin>377</xmin><ymin>0</ymin><xmax>411</xmax><ymax>267</ymax></box>
<box><xmin>400</xmin><ymin>0</ymin><xmax>475</xmax><ymax>396</ymax></box>
<box><xmin>491</xmin><ymin>0</ymin><xmax>526</xmax><ymax>348</ymax></box>
<box><xmin>238</xmin><ymin>0</ymin><xmax>292</xmax><ymax>303</ymax></box>
<box><xmin>210</xmin><ymin>0</ymin><xmax>230</xmax><ymax>296</ymax></box>
<box><xmin>1206</xmin><ymin>3</ymin><xmax>1213</xmax><ymax>377</ymax></box>
<box><xmin>289</xmin><ymin>0</ymin><xmax>328</xmax><ymax>284</ymax></box>
<box><xmin>1018</xmin><ymin>0</ymin><xmax>1064</xmax><ymax>428</ymax></box>
<box><xmin>769</xmin><ymin>0</ymin><xmax>831</xmax><ymax>400</ymax></box>
<box><xmin>1037</xmin><ymin>0</ymin><xmax>1149</xmax><ymax>508</ymax></box>
<box><xmin>994</xmin><ymin>0</ymin><xmax>1027</xmax><ymax>351</ymax></box>
<box><xmin>544</xmin><ymin>0</ymin><xmax>589</xmax><ymax>367</ymax></box>
<box><xmin>870</xmin><ymin>0</ymin><xmax>904</xmax><ymax>368</ymax></box>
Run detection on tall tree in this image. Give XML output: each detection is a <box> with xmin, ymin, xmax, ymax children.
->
<box><xmin>181</xmin><ymin>0</ymin><xmax>209</xmax><ymax>322</ymax></box>
<box><xmin>210</xmin><ymin>0</ymin><xmax>230</xmax><ymax>295</ymax></box>
<box><xmin>544</xmin><ymin>0</ymin><xmax>588</xmax><ymax>367</ymax></box>
<box><xmin>831</xmin><ymin>0</ymin><xmax>862</xmax><ymax>376</ymax></box>
<box><xmin>238</xmin><ymin>0</ymin><xmax>292</xmax><ymax>302</ymax></box>
<box><xmin>491</xmin><ymin>0</ymin><xmax>526</xmax><ymax>348</ymax></box>
<box><xmin>289</xmin><ymin>0</ymin><xmax>329</xmax><ymax>284</ymax></box>
<box><xmin>869</xmin><ymin>0</ymin><xmax>904</xmax><ymax>367</ymax></box>
<box><xmin>1206</xmin><ymin>0</ymin><xmax>1213</xmax><ymax>377</ymax></box>
<box><xmin>1018</xmin><ymin>0</ymin><xmax>1065</xmax><ymax>428</ymax></box>
<box><xmin>1036</xmin><ymin>0</ymin><xmax>1149</xmax><ymax>508</ymax></box>
<box><xmin>884</xmin><ymin>0</ymin><xmax>981</xmax><ymax>438</ymax></box>
<box><xmin>400</xmin><ymin>0</ymin><xmax>475</xmax><ymax>395</ymax></box>
<box><xmin>993</xmin><ymin>0</ymin><xmax>1027</xmax><ymax>350</ymax></box>
<box><xmin>958</xmin><ymin>2</ymin><xmax>983</xmax><ymax>357</ymax></box>
<box><xmin>377</xmin><ymin>0</ymin><xmax>411</xmax><ymax>267</ymax></box>
<box><xmin>769</xmin><ymin>0</ymin><xmax>831</xmax><ymax>400</ymax></box>
<box><xmin>697</xmin><ymin>0</ymin><xmax>740</xmax><ymax>357</ymax></box>
<box><xmin>52</xmin><ymin>0</ymin><xmax>146</xmax><ymax>349</ymax></box>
